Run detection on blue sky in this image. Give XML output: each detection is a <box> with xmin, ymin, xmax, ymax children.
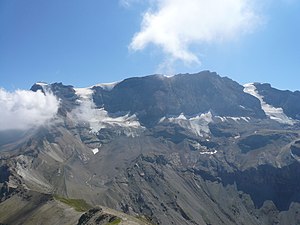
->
<box><xmin>0</xmin><ymin>0</ymin><xmax>299</xmax><ymax>91</ymax></box>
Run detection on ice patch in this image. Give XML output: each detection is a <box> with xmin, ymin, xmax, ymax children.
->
<box><xmin>234</xmin><ymin>135</ymin><xmax>241</xmax><ymax>139</ymax></box>
<box><xmin>74</xmin><ymin>80</ymin><xmax>119</xmax><ymax>97</ymax></box>
<box><xmin>94</xmin><ymin>81</ymin><xmax>120</xmax><ymax>91</ymax></box>
<box><xmin>199</xmin><ymin>150</ymin><xmax>217</xmax><ymax>155</ymax></box>
<box><xmin>215</xmin><ymin>116</ymin><xmax>250</xmax><ymax>123</ymax></box>
<box><xmin>160</xmin><ymin>112</ymin><xmax>212</xmax><ymax>136</ymax></box>
<box><xmin>159</xmin><ymin>116</ymin><xmax>166</xmax><ymax>123</ymax></box>
<box><xmin>216</xmin><ymin>116</ymin><xmax>227</xmax><ymax>122</ymax></box>
<box><xmin>189</xmin><ymin>141</ymin><xmax>217</xmax><ymax>155</ymax></box>
<box><xmin>73</xmin><ymin>87</ymin><xmax>144</xmax><ymax>137</ymax></box>
<box><xmin>35</xmin><ymin>82</ymin><xmax>48</xmax><ymax>87</ymax></box>
<box><xmin>228</xmin><ymin>117</ymin><xmax>250</xmax><ymax>122</ymax></box>
<box><xmin>74</xmin><ymin>87</ymin><xmax>94</xmax><ymax>101</ymax></box>
<box><xmin>244</xmin><ymin>83</ymin><xmax>294</xmax><ymax>125</ymax></box>
<box><xmin>91</xmin><ymin>148</ymin><xmax>99</xmax><ymax>155</ymax></box>
<box><xmin>76</xmin><ymin>106</ymin><xmax>144</xmax><ymax>137</ymax></box>
<box><xmin>189</xmin><ymin>112</ymin><xmax>212</xmax><ymax>135</ymax></box>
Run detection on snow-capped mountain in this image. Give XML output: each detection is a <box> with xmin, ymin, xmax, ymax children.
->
<box><xmin>1</xmin><ymin>71</ymin><xmax>300</xmax><ymax>225</ymax></box>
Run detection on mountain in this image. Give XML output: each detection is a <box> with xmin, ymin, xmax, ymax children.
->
<box><xmin>1</xmin><ymin>71</ymin><xmax>300</xmax><ymax>225</ymax></box>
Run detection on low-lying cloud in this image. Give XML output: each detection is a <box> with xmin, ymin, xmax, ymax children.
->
<box><xmin>0</xmin><ymin>88</ymin><xmax>60</xmax><ymax>131</ymax></box>
<box><xmin>129</xmin><ymin>0</ymin><xmax>261</xmax><ymax>65</ymax></box>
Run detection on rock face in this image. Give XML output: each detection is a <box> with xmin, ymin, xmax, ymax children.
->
<box><xmin>92</xmin><ymin>71</ymin><xmax>266</xmax><ymax>126</ymax></box>
<box><xmin>1</xmin><ymin>71</ymin><xmax>300</xmax><ymax>225</ymax></box>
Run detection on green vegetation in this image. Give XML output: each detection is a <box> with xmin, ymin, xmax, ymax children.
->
<box><xmin>54</xmin><ymin>195</ymin><xmax>92</xmax><ymax>212</ymax></box>
<box><xmin>107</xmin><ymin>218</ymin><xmax>122</xmax><ymax>225</ymax></box>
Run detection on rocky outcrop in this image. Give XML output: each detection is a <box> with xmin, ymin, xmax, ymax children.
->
<box><xmin>77</xmin><ymin>208</ymin><xmax>120</xmax><ymax>225</ymax></box>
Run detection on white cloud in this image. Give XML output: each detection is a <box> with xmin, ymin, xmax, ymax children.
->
<box><xmin>129</xmin><ymin>0</ymin><xmax>261</xmax><ymax>64</ymax></box>
<box><xmin>0</xmin><ymin>88</ymin><xmax>60</xmax><ymax>131</ymax></box>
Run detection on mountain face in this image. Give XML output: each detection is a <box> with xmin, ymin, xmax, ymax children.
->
<box><xmin>254</xmin><ymin>83</ymin><xmax>300</xmax><ymax>120</ymax></box>
<box><xmin>91</xmin><ymin>72</ymin><xmax>265</xmax><ymax>126</ymax></box>
<box><xmin>1</xmin><ymin>71</ymin><xmax>300</xmax><ymax>225</ymax></box>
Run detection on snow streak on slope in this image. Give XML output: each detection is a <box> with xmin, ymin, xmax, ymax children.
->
<box><xmin>243</xmin><ymin>83</ymin><xmax>294</xmax><ymax>125</ymax></box>
<box><xmin>215</xmin><ymin>116</ymin><xmax>250</xmax><ymax>123</ymax></box>
<box><xmin>73</xmin><ymin>87</ymin><xmax>144</xmax><ymax>137</ymax></box>
<box><xmin>159</xmin><ymin>112</ymin><xmax>212</xmax><ymax>136</ymax></box>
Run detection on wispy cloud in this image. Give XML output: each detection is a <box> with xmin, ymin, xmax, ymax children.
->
<box><xmin>129</xmin><ymin>0</ymin><xmax>261</xmax><ymax>67</ymax></box>
<box><xmin>119</xmin><ymin>0</ymin><xmax>139</xmax><ymax>8</ymax></box>
<box><xmin>0</xmin><ymin>88</ymin><xmax>60</xmax><ymax>131</ymax></box>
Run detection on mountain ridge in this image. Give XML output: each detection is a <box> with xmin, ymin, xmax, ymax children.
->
<box><xmin>1</xmin><ymin>71</ymin><xmax>300</xmax><ymax>225</ymax></box>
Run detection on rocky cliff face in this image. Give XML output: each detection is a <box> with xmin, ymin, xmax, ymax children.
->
<box><xmin>1</xmin><ymin>71</ymin><xmax>300</xmax><ymax>225</ymax></box>
<box><xmin>92</xmin><ymin>71</ymin><xmax>266</xmax><ymax>126</ymax></box>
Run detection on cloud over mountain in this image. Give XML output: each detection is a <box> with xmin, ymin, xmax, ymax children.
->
<box><xmin>129</xmin><ymin>0</ymin><xmax>260</xmax><ymax>64</ymax></box>
<box><xmin>0</xmin><ymin>88</ymin><xmax>59</xmax><ymax>130</ymax></box>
